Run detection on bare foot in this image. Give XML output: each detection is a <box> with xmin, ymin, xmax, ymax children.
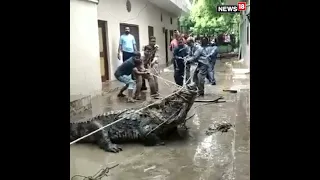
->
<box><xmin>127</xmin><ymin>98</ymin><xmax>136</xmax><ymax>103</ymax></box>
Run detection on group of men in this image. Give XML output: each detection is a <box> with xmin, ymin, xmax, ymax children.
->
<box><xmin>114</xmin><ymin>27</ymin><xmax>160</xmax><ymax>102</ymax></box>
<box><xmin>114</xmin><ymin>27</ymin><xmax>219</xmax><ymax>102</ymax></box>
<box><xmin>171</xmin><ymin>31</ymin><xmax>219</xmax><ymax>96</ymax></box>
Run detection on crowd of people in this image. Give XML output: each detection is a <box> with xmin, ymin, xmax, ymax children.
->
<box><xmin>114</xmin><ymin>27</ymin><xmax>219</xmax><ymax>102</ymax></box>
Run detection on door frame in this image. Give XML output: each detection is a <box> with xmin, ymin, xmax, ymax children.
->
<box><xmin>119</xmin><ymin>23</ymin><xmax>140</xmax><ymax>51</ymax></box>
<box><xmin>98</xmin><ymin>20</ymin><xmax>110</xmax><ymax>81</ymax></box>
<box><xmin>169</xmin><ymin>30</ymin><xmax>174</xmax><ymax>42</ymax></box>
<box><xmin>164</xmin><ymin>29</ymin><xmax>169</xmax><ymax>65</ymax></box>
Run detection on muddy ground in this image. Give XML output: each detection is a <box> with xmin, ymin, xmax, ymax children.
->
<box><xmin>70</xmin><ymin>59</ymin><xmax>250</xmax><ymax>180</ymax></box>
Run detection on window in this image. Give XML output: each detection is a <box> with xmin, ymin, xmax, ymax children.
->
<box><xmin>170</xmin><ymin>17</ymin><xmax>172</xmax><ymax>24</ymax></box>
<box><xmin>148</xmin><ymin>26</ymin><xmax>154</xmax><ymax>38</ymax></box>
<box><xmin>161</xmin><ymin>14</ymin><xmax>163</xmax><ymax>22</ymax></box>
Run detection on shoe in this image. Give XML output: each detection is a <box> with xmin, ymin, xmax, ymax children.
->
<box><xmin>151</xmin><ymin>93</ymin><xmax>159</xmax><ymax>97</ymax></box>
<box><xmin>141</xmin><ymin>87</ymin><xmax>148</xmax><ymax>91</ymax></box>
<box><xmin>197</xmin><ymin>93</ymin><xmax>204</xmax><ymax>97</ymax></box>
<box><xmin>117</xmin><ymin>93</ymin><xmax>126</xmax><ymax>97</ymax></box>
<box><xmin>133</xmin><ymin>96</ymin><xmax>142</xmax><ymax>100</ymax></box>
<box><xmin>211</xmin><ymin>82</ymin><xmax>216</xmax><ymax>85</ymax></box>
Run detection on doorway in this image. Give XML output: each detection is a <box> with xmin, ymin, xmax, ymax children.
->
<box><xmin>119</xmin><ymin>23</ymin><xmax>140</xmax><ymax>51</ymax></box>
<box><xmin>164</xmin><ymin>29</ymin><xmax>169</xmax><ymax>65</ymax></box>
<box><xmin>98</xmin><ymin>20</ymin><xmax>109</xmax><ymax>81</ymax></box>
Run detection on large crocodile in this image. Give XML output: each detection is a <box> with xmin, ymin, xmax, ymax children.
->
<box><xmin>70</xmin><ymin>84</ymin><xmax>198</xmax><ymax>153</ymax></box>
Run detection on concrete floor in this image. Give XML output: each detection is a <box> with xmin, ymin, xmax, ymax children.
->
<box><xmin>70</xmin><ymin>60</ymin><xmax>250</xmax><ymax>180</ymax></box>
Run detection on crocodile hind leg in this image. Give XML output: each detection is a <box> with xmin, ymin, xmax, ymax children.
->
<box><xmin>97</xmin><ymin>130</ymin><xmax>122</xmax><ymax>153</ymax></box>
<box><xmin>93</xmin><ymin>121</ymin><xmax>122</xmax><ymax>153</ymax></box>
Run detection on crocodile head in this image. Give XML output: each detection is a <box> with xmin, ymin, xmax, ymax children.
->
<box><xmin>149</xmin><ymin>83</ymin><xmax>198</xmax><ymax>127</ymax></box>
<box><xmin>171</xmin><ymin>83</ymin><xmax>198</xmax><ymax>124</ymax></box>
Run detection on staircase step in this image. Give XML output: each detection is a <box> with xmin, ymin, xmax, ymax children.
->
<box><xmin>70</xmin><ymin>95</ymin><xmax>92</xmax><ymax>117</ymax></box>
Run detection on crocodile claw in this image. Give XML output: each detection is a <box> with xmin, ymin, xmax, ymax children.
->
<box><xmin>106</xmin><ymin>143</ymin><xmax>123</xmax><ymax>153</ymax></box>
<box><xmin>156</xmin><ymin>141</ymin><xmax>165</xmax><ymax>146</ymax></box>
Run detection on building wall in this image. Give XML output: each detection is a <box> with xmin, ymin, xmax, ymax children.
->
<box><xmin>244</xmin><ymin>4</ymin><xmax>250</xmax><ymax>69</ymax></box>
<box><xmin>239</xmin><ymin>0</ymin><xmax>250</xmax><ymax>69</ymax></box>
<box><xmin>70</xmin><ymin>0</ymin><xmax>102</xmax><ymax>96</ymax></box>
<box><xmin>98</xmin><ymin>0</ymin><xmax>179</xmax><ymax>80</ymax></box>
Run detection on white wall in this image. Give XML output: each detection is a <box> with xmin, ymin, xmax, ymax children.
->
<box><xmin>98</xmin><ymin>0</ymin><xmax>179</xmax><ymax>80</ymax></box>
<box><xmin>245</xmin><ymin>3</ymin><xmax>250</xmax><ymax>69</ymax></box>
<box><xmin>70</xmin><ymin>0</ymin><xmax>102</xmax><ymax>96</ymax></box>
<box><xmin>240</xmin><ymin>9</ymin><xmax>250</xmax><ymax>69</ymax></box>
<box><xmin>243</xmin><ymin>3</ymin><xmax>250</xmax><ymax>69</ymax></box>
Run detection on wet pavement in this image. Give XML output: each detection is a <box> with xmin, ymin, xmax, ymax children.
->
<box><xmin>70</xmin><ymin>59</ymin><xmax>250</xmax><ymax>180</ymax></box>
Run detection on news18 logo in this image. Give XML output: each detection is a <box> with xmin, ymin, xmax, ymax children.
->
<box><xmin>217</xmin><ymin>2</ymin><xmax>246</xmax><ymax>13</ymax></box>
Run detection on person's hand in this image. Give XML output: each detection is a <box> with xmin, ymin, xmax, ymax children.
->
<box><xmin>145</xmin><ymin>69</ymin><xmax>150</xmax><ymax>74</ymax></box>
<box><xmin>154</xmin><ymin>44</ymin><xmax>159</xmax><ymax>49</ymax></box>
<box><xmin>117</xmin><ymin>53</ymin><xmax>121</xmax><ymax>60</ymax></box>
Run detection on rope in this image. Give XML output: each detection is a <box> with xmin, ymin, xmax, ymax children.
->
<box><xmin>71</xmin><ymin>164</ymin><xmax>119</xmax><ymax>180</ymax></box>
<box><xmin>144</xmin><ymin>62</ymin><xmax>196</xmax><ymax>134</ymax></box>
<box><xmin>70</xmin><ymin>76</ymin><xmax>191</xmax><ymax>145</ymax></box>
<box><xmin>150</xmin><ymin>58</ymin><xmax>191</xmax><ymax>88</ymax></box>
<box><xmin>149</xmin><ymin>73</ymin><xmax>181</xmax><ymax>88</ymax></box>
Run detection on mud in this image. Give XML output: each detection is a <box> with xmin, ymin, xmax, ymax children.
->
<box><xmin>70</xmin><ymin>59</ymin><xmax>250</xmax><ymax>180</ymax></box>
<box><xmin>205</xmin><ymin>122</ymin><xmax>234</xmax><ymax>135</ymax></box>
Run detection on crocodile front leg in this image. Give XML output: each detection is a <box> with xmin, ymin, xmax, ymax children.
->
<box><xmin>144</xmin><ymin>132</ymin><xmax>165</xmax><ymax>146</ymax></box>
<box><xmin>139</xmin><ymin>124</ymin><xmax>165</xmax><ymax>146</ymax></box>
<box><xmin>93</xmin><ymin>122</ymin><xmax>122</xmax><ymax>153</ymax></box>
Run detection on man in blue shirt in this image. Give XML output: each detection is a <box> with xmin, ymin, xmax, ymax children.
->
<box><xmin>118</xmin><ymin>27</ymin><xmax>137</xmax><ymax>62</ymax></box>
<box><xmin>114</xmin><ymin>52</ymin><xmax>148</xmax><ymax>102</ymax></box>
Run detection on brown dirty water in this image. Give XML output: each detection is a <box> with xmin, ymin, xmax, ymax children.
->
<box><xmin>70</xmin><ymin>60</ymin><xmax>250</xmax><ymax>180</ymax></box>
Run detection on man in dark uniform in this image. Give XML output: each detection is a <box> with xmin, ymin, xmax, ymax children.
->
<box><xmin>185</xmin><ymin>37</ymin><xmax>199</xmax><ymax>84</ymax></box>
<box><xmin>185</xmin><ymin>37</ymin><xmax>217</xmax><ymax>96</ymax></box>
<box><xmin>173</xmin><ymin>38</ymin><xmax>188</xmax><ymax>86</ymax></box>
<box><xmin>207</xmin><ymin>41</ymin><xmax>219</xmax><ymax>85</ymax></box>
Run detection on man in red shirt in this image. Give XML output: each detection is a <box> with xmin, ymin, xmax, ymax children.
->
<box><xmin>169</xmin><ymin>30</ymin><xmax>180</xmax><ymax>51</ymax></box>
<box><xmin>169</xmin><ymin>30</ymin><xmax>180</xmax><ymax>64</ymax></box>
<box><xmin>180</xmin><ymin>33</ymin><xmax>188</xmax><ymax>44</ymax></box>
